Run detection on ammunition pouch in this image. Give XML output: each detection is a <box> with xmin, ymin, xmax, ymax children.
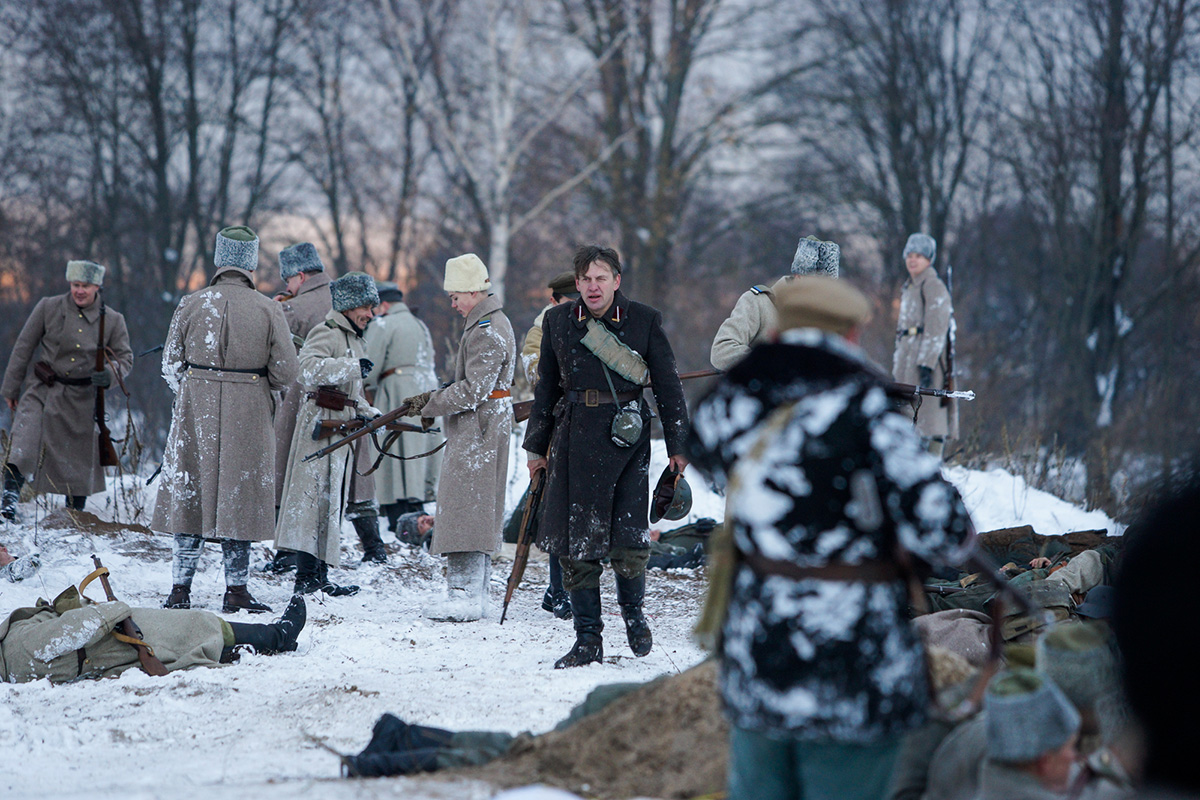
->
<box><xmin>308</xmin><ymin>386</ymin><xmax>351</xmax><ymax>411</ymax></box>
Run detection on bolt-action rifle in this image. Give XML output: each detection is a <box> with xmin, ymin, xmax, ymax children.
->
<box><xmin>79</xmin><ymin>555</ymin><xmax>169</xmax><ymax>677</ymax></box>
<box><xmin>94</xmin><ymin>299</ymin><xmax>120</xmax><ymax>467</ymax></box>
<box><xmin>302</xmin><ymin>400</ymin><xmax>415</xmax><ymax>462</ymax></box>
<box><xmin>311</xmin><ymin>417</ymin><xmax>439</xmax><ymax>441</ymax></box>
<box><xmin>500</xmin><ymin>470</ymin><xmax>546</xmax><ymax>625</ymax></box>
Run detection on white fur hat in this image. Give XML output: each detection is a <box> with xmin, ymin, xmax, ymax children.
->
<box><xmin>66</xmin><ymin>260</ymin><xmax>106</xmax><ymax>286</ymax></box>
<box><xmin>443</xmin><ymin>254</ymin><xmax>491</xmax><ymax>293</ymax></box>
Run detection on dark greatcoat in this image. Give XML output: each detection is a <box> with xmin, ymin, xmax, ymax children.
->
<box><xmin>523</xmin><ymin>291</ymin><xmax>689</xmax><ymax>562</ymax></box>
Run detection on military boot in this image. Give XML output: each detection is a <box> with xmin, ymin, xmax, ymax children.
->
<box><xmin>164</xmin><ymin>584</ymin><xmax>191</xmax><ymax>609</ymax></box>
<box><xmin>293</xmin><ymin>552</ymin><xmax>322</xmax><ymax>595</ymax></box>
<box><xmin>263</xmin><ymin>550</ymin><xmax>298</xmax><ymax>574</ymax></box>
<box><xmin>1</xmin><ymin>489</ymin><xmax>17</xmax><ymax>521</ymax></box>
<box><xmin>353</xmin><ymin>515</ymin><xmax>388</xmax><ymax>564</ymax></box>
<box><xmin>318</xmin><ymin>560</ymin><xmax>360</xmax><ymax>597</ymax></box>
<box><xmin>424</xmin><ymin>552</ymin><xmax>485</xmax><ymax>622</ymax></box>
<box><xmin>224</xmin><ymin>595</ymin><xmax>306</xmax><ymax>655</ymax></box>
<box><xmin>554</xmin><ymin>587</ymin><xmax>604</xmax><ymax>668</ymax></box>
<box><xmin>223</xmin><ymin>585</ymin><xmax>272</xmax><ymax>614</ymax></box>
<box><xmin>615</xmin><ymin>573</ymin><xmax>652</xmax><ymax>657</ymax></box>
<box><xmin>2</xmin><ymin>466</ymin><xmax>23</xmax><ymax>521</ymax></box>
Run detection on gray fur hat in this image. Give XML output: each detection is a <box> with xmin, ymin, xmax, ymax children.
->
<box><xmin>790</xmin><ymin>235</ymin><xmax>840</xmax><ymax>277</ymax></box>
<box><xmin>214</xmin><ymin>226</ymin><xmax>260</xmax><ymax>271</ymax></box>
<box><xmin>985</xmin><ymin>668</ymin><xmax>1081</xmax><ymax>763</ymax></box>
<box><xmin>330</xmin><ymin>272</ymin><xmax>380</xmax><ymax>312</ymax></box>
<box><xmin>65</xmin><ymin>260</ymin><xmax>106</xmax><ymax>286</ymax></box>
<box><xmin>1036</xmin><ymin>622</ymin><xmax>1118</xmax><ymax>711</ymax></box>
<box><xmin>903</xmin><ymin>233</ymin><xmax>937</xmax><ymax>265</ymax></box>
<box><xmin>279</xmin><ymin>242</ymin><xmax>325</xmax><ymax>280</ymax></box>
<box><xmin>375</xmin><ymin>280</ymin><xmax>404</xmax><ymax>303</ymax></box>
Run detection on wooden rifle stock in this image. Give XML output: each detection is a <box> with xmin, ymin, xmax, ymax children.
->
<box><xmin>501</xmin><ymin>470</ymin><xmax>545</xmax><ymax>624</ymax></box>
<box><xmin>94</xmin><ymin>301</ymin><xmax>120</xmax><ymax>467</ymax></box>
<box><xmin>311</xmin><ymin>417</ymin><xmax>438</xmax><ymax>440</ymax></box>
<box><xmin>88</xmin><ymin>555</ymin><xmax>169</xmax><ymax>677</ymax></box>
<box><xmin>301</xmin><ymin>400</ymin><xmax>414</xmax><ymax>462</ymax></box>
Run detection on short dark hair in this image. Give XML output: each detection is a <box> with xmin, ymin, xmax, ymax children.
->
<box><xmin>573</xmin><ymin>244</ymin><xmax>621</xmax><ymax>279</ymax></box>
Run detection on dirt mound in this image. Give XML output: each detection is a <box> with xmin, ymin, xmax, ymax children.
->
<box><xmin>458</xmin><ymin>659</ymin><xmax>727</xmax><ymax>799</ymax></box>
<box><xmin>39</xmin><ymin>509</ymin><xmax>153</xmax><ymax>537</ymax></box>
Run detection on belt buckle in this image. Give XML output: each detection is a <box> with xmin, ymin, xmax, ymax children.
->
<box><xmin>585</xmin><ymin>389</ymin><xmax>600</xmax><ymax>407</ymax></box>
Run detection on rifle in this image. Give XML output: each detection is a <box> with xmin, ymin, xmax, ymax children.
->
<box><xmin>94</xmin><ymin>299</ymin><xmax>120</xmax><ymax>467</ymax></box>
<box><xmin>500</xmin><ymin>470</ymin><xmax>545</xmax><ymax>624</ymax></box>
<box><xmin>944</xmin><ymin>262</ymin><xmax>957</xmax><ymax>407</ymax></box>
<box><xmin>889</xmin><ymin>382</ymin><xmax>976</xmax><ymax>402</ymax></box>
<box><xmin>512</xmin><ymin>367</ymin><xmax>722</xmax><ymax>424</ymax></box>
<box><xmin>80</xmin><ymin>555</ymin><xmax>169</xmax><ymax>677</ymax></box>
<box><xmin>301</xmin><ymin>400</ymin><xmax>415</xmax><ymax>462</ymax></box>
<box><xmin>311</xmin><ymin>417</ymin><xmax>439</xmax><ymax>441</ymax></box>
<box><xmin>136</xmin><ymin>344</ymin><xmax>165</xmax><ymax>358</ymax></box>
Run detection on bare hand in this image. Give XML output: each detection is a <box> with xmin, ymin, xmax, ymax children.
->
<box><xmin>528</xmin><ymin>457</ymin><xmax>548</xmax><ymax>479</ymax></box>
<box><xmin>1029</xmin><ymin>556</ymin><xmax>1052</xmax><ymax>569</ymax></box>
<box><xmin>668</xmin><ymin>454</ymin><xmax>689</xmax><ymax>473</ymax></box>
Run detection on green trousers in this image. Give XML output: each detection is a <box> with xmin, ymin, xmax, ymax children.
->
<box><xmin>728</xmin><ymin>727</ymin><xmax>902</xmax><ymax>800</ymax></box>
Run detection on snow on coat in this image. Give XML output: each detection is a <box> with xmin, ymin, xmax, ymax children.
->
<box><xmin>421</xmin><ymin>294</ymin><xmax>514</xmax><ymax>556</ymax></box>
<box><xmin>273</xmin><ymin>270</ymin><xmax>333</xmax><ymax>506</ymax></box>
<box><xmin>709</xmin><ymin>276</ymin><xmax>787</xmax><ymax>371</ymax></box>
<box><xmin>1</xmin><ymin>293</ymin><xmax>133</xmax><ymax>496</ymax></box>
<box><xmin>689</xmin><ymin>329</ymin><xmax>972</xmax><ymax>742</ymax></box>
<box><xmin>523</xmin><ymin>292</ymin><xmax>690</xmax><ymax>562</ymax></box>
<box><xmin>892</xmin><ymin>267</ymin><xmax>959</xmax><ymax>439</ymax></box>
<box><xmin>275</xmin><ymin>311</ymin><xmax>374</xmax><ymax>564</ymax></box>
<box><xmin>363</xmin><ymin>301</ymin><xmax>443</xmax><ymax>506</ymax></box>
<box><xmin>152</xmin><ymin>267</ymin><xmax>298</xmax><ymax>542</ymax></box>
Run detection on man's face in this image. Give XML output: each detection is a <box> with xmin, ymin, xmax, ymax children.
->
<box><xmin>577</xmin><ymin>261</ymin><xmax>621</xmax><ymax>316</ymax></box>
<box><xmin>449</xmin><ymin>291</ymin><xmax>482</xmax><ymax>318</ymax></box>
<box><xmin>905</xmin><ymin>252</ymin><xmax>931</xmax><ymax>278</ymax></box>
<box><xmin>417</xmin><ymin>514</ymin><xmax>434</xmax><ymax>535</ymax></box>
<box><xmin>69</xmin><ymin>282</ymin><xmax>100</xmax><ymax>308</ymax></box>
<box><xmin>1036</xmin><ymin>735</ymin><xmax>1079</xmax><ymax>792</ymax></box>
<box><xmin>345</xmin><ymin>304</ymin><xmax>374</xmax><ymax>329</ymax></box>
<box><xmin>285</xmin><ymin>272</ymin><xmax>308</xmax><ymax>295</ymax></box>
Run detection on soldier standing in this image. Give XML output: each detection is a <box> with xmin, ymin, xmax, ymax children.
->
<box><xmin>710</xmin><ymin>234</ymin><xmax>840</xmax><ymax>371</ymax></box>
<box><xmin>525</xmin><ymin>244</ymin><xmax>690</xmax><ymax>668</ymax></box>
<box><xmin>404</xmin><ymin>254</ymin><xmax>515</xmax><ymax>623</ymax></box>
<box><xmin>2</xmin><ymin>261</ymin><xmax>133</xmax><ymax>518</ymax></box>
<box><xmin>275</xmin><ymin>273</ymin><xmax>381</xmax><ymax>597</ymax></box>
<box><xmin>269</xmin><ymin>243</ymin><xmax>385</xmax><ymax>565</ymax></box>
<box><xmin>892</xmin><ymin>233</ymin><xmax>958</xmax><ymax>457</ymax></box>
<box><xmin>156</xmin><ymin>227</ymin><xmax>298</xmax><ymax>613</ymax></box>
<box><xmin>363</xmin><ymin>281</ymin><xmax>442</xmax><ymax>533</ymax></box>
<box><xmin>689</xmin><ymin>277</ymin><xmax>973</xmax><ymax>800</ymax></box>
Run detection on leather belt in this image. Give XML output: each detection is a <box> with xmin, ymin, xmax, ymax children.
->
<box><xmin>743</xmin><ymin>551</ymin><xmax>900</xmax><ymax>582</ymax></box>
<box><xmin>489</xmin><ymin>389</ymin><xmax>511</xmax><ymax>400</ymax></box>
<box><xmin>184</xmin><ymin>361</ymin><xmax>269</xmax><ymax>376</ymax></box>
<box><xmin>565</xmin><ymin>388</ymin><xmax>642</xmax><ymax>407</ymax></box>
<box><xmin>896</xmin><ymin>326</ymin><xmax>924</xmax><ymax>338</ymax></box>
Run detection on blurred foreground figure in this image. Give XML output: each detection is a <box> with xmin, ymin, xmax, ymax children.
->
<box><xmin>2</xmin><ymin>259</ymin><xmax>132</xmax><ymax>517</ymax></box>
<box><xmin>689</xmin><ymin>276</ymin><xmax>973</xmax><ymax>800</ymax></box>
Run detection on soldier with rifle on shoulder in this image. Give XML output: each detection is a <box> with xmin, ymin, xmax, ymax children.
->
<box><xmin>2</xmin><ymin>259</ymin><xmax>132</xmax><ymax>520</ymax></box>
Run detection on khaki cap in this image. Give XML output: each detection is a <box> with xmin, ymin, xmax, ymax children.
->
<box><xmin>548</xmin><ymin>270</ymin><xmax>579</xmax><ymax>296</ymax></box>
<box><xmin>775</xmin><ymin>275</ymin><xmax>871</xmax><ymax>336</ymax></box>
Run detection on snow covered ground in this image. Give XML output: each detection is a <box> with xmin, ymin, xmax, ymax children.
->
<box><xmin>0</xmin><ymin>435</ymin><xmax>1118</xmax><ymax>799</ymax></box>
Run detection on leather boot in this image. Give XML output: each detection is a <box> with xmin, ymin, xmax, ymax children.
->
<box><xmin>226</xmin><ymin>595</ymin><xmax>306</xmax><ymax>654</ymax></box>
<box><xmin>263</xmin><ymin>550</ymin><xmax>298</xmax><ymax>574</ymax></box>
<box><xmin>293</xmin><ymin>552</ymin><xmax>321</xmax><ymax>595</ymax></box>
<box><xmin>541</xmin><ymin>587</ymin><xmax>572</xmax><ymax>620</ymax></box>
<box><xmin>2</xmin><ymin>466</ymin><xmax>22</xmax><ymax>521</ymax></box>
<box><xmin>66</xmin><ymin>495</ymin><xmax>86</xmax><ymax>511</ymax></box>
<box><xmin>353</xmin><ymin>515</ymin><xmax>388</xmax><ymax>564</ymax></box>
<box><xmin>164</xmin><ymin>584</ymin><xmax>191</xmax><ymax>609</ymax></box>
<box><xmin>318</xmin><ymin>560</ymin><xmax>360</xmax><ymax>597</ymax></box>
<box><xmin>223</xmin><ymin>584</ymin><xmax>272</xmax><ymax>614</ymax></box>
<box><xmin>615</xmin><ymin>573</ymin><xmax>652</xmax><ymax>657</ymax></box>
<box><xmin>554</xmin><ymin>587</ymin><xmax>604</xmax><ymax>668</ymax></box>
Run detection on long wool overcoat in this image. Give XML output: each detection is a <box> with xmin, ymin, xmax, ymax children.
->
<box><xmin>1</xmin><ymin>293</ymin><xmax>133</xmax><ymax>496</ymax></box>
<box><xmin>152</xmin><ymin>267</ymin><xmax>298</xmax><ymax>542</ymax></box>
<box><xmin>892</xmin><ymin>266</ymin><xmax>959</xmax><ymax>439</ymax></box>
<box><xmin>364</xmin><ymin>301</ymin><xmax>443</xmax><ymax>506</ymax></box>
<box><xmin>688</xmin><ymin>330</ymin><xmax>972</xmax><ymax>742</ymax></box>
<box><xmin>523</xmin><ymin>291</ymin><xmax>690</xmax><ymax>563</ymax></box>
<box><xmin>709</xmin><ymin>276</ymin><xmax>787</xmax><ymax>371</ymax></box>
<box><xmin>273</xmin><ymin>270</ymin><xmax>332</xmax><ymax>506</ymax></box>
<box><xmin>421</xmin><ymin>294</ymin><xmax>514</xmax><ymax>556</ymax></box>
<box><xmin>275</xmin><ymin>311</ymin><xmax>374</xmax><ymax>564</ymax></box>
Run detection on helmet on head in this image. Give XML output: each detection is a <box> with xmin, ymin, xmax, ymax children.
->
<box><xmin>651</xmin><ymin>467</ymin><xmax>692</xmax><ymax>523</ymax></box>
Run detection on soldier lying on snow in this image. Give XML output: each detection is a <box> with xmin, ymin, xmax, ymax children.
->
<box><xmin>0</xmin><ymin>585</ymin><xmax>306</xmax><ymax>684</ymax></box>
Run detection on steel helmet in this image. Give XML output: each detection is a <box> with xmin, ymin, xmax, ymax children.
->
<box><xmin>650</xmin><ymin>466</ymin><xmax>693</xmax><ymax>523</ymax></box>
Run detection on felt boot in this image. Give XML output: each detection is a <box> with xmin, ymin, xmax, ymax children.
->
<box><xmin>424</xmin><ymin>552</ymin><xmax>485</xmax><ymax>622</ymax></box>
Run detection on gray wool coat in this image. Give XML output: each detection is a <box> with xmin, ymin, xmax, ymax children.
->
<box><xmin>709</xmin><ymin>276</ymin><xmax>787</xmax><ymax>371</ymax></box>
<box><xmin>0</xmin><ymin>592</ymin><xmax>225</xmax><ymax>684</ymax></box>
<box><xmin>1</xmin><ymin>293</ymin><xmax>133</xmax><ymax>496</ymax></box>
<box><xmin>152</xmin><ymin>267</ymin><xmax>298</xmax><ymax>542</ymax></box>
<box><xmin>273</xmin><ymin>270</ymin><xmax>333</xmax><ymax>506</ymax></box>
<box><xmin>421</xmin><ymin>294</ymin><xmax>514</xmax><ymax>556</ymax></box>
<box><xmin>892</xmin><ymin>266</ymin><xmax>959</xmax><ymax>439</ymax></box>
<box><xmin>275</xmin><ymin>311</ymin><xmax>374</xmax><ymax>564</ymax></box>
<box><xmin>364</xmin><ymin>301</ymin><xmax>443</xmax><ymax>506</ymax></box>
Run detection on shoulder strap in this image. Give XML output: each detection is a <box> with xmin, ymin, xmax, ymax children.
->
<box><xmin>749</xmin><ymin>284</ymin><xmax>770</xmax><ymax>296</ymax></box>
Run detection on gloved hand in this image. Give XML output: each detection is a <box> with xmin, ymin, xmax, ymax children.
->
<box><xmin>367</xmin><ymin>405</ymin><xmax>383</xmax><ymax>419</ymax></box>
<box><xmin>402</xmin><ymin>391</ymin><xmax>433</xmax><ymax>417</ymax></box>
<box><xmin>359</xmin><ymin>358</ymin><xmax>374</xmax><ymax>380</ymax></box>
<box><xmin>90</xmin><ymin>369</ymin><xmax>112</xmax><ymax>388</ymax></box>
<box><xmin>918</xmin><ymin>366</ymin><xmax>933</xmax><ymax>389</ymax></box>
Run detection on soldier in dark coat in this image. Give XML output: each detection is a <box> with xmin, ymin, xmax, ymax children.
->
<box><xmin>688</xmin><ymin>276</ymin><xmax>973</xmax><ymax>800</ymax></box>
<box><xmin>524</xmin><ymin>244</ymin><xmax>690</xmax><ymax>668</ymax></box>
